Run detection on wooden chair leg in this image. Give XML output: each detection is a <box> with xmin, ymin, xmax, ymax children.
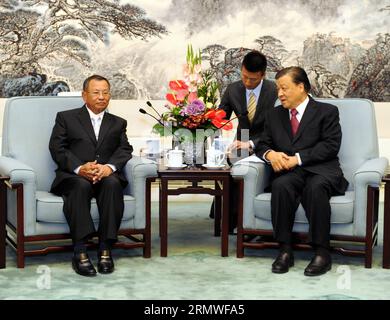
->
<box><xmin>16</xmin><ymin>184</ymin><xmax>25</xmax><ymax>268</ymax></box>
<box><xmin>237</xmin><ymin>232</ymin><xmax>244</xmax><ymax>258</ymax></box>
<box><xmin>142</xmin><ymin>228</ymin><xmax>151</xmax><ymax>258</ymax></box>
<box><xmin>374</xmin><ymin>187</ymin><xmax>379</xmax><ymax>246</ymax></box>
<box><xmin>365</xmin><ymin>247</ymin><xmax>373</xmax><ymax>268</ymax></box>
<box><xmin>17</xmin><ymin>241</ymin><xmax>25</xmax><ymax>268</ymax></box>
<box><xmin>144</xmin><ymin>178</ymin><xmax>153</xmax><ymax>258</ymax></box>
<box><xmin>364</xmin><ymin>185</ymin><xmax>377</xmax><ymax>269</ymax></box>
<box><xmin>0</xmin><ymin>180</ymin><xmax>6</xmax><ymax>269</ymax></box>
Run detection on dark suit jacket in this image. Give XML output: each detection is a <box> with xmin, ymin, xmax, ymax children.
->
<box><xmin>256</xmin><ymin>96</ymin><xmax>348</xmax><ymax>194</ymax></box>
<box><xmin>49</xmin><ymin>105</ymin><xmax>133</xmax><ymax>193</ymax></box>
<box><xmin>220</xmin><ymin>79</ymin><xmax>278</xmax><ymax>146</ymax></box>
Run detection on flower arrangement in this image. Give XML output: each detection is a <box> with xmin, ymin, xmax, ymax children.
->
<box><xmin>152</xmin><ymin>45</ymin><xmax>232</xmax><ymax>140</ymax></box>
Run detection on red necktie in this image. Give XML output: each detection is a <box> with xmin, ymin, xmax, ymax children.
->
<box><xmin>290</xmin><ymin>108</ymin><xmax>299</xmax><ymax>136</ymax></box>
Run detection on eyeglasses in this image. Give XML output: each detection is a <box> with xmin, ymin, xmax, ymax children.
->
<box><xmin>88</xmin><ymin>91</ymin><xmax>111</xmax><ymax>97</ymax></box>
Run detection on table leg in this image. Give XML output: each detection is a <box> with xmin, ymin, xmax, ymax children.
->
<box><xmin>383</xmin><ymin>181</ymin><xmax>390</xmax><ymax>268</ymax></box>
<box><xmin>159</xmin><ymin>180</ymin><xmax>162</xmax><ymax>237</ymax></box>
<box><xmin>214</xmin><ymin>181</ymin><xmax>221</xmax><ymax>237</ymax></box>
<box><xmin>160</xmin><ymin>179</ymin><xmax>168</xmax><ymax>257</ymax></box>
<box><xmin>221</xmin><ymin>176</ymin><xmax>229</xmax><ymax>257</ymax></box>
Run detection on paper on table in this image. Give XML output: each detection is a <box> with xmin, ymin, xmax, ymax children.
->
<box><xmin>235</xmin><ymin>154</ymin><xmax>264</xmax><ymax>165</ymax></box>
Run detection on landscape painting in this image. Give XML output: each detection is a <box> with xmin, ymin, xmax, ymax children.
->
<box><xmin>0</xmin><ymin>0</ymin><xmax>389</xmax><ymax>101</ymax></box>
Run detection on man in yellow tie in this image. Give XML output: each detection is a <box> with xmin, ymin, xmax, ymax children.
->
<box><xmin>222</xmin><ymin>50</ymin><xmax>278</xmax><ymax>160</ymax></box>
<box><xmin>210</xmin><ymin>50</ymin><xmax>278</xmax><ymax>233</ymax></box>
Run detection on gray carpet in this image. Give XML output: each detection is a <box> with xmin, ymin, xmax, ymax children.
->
<box><xmin>1</xmin><ymin>201</ymin><xmax>390</xmax><ymax>300</ymax></box>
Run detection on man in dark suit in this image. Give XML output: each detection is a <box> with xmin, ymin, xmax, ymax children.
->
<box><xmin>256</xmin><ymin>67</ymin><xmax>348</xmax><ymax>276</ymax></box>
<box><xmin>210</xmin><ymin>50</ymin><xmax>278</xmax><ymax>232</ymax></box>
<box><xmin>49</xmin><ymin>75</ymin><xmax>133</xmax><ymax>277</ymax></box>
<box><xmin>222</xmin><ymin>50</ymin><xmax>278</xmax><ymax>159</ymax></box>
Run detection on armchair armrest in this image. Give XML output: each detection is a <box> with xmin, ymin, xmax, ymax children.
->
<box><xmin>353</xmin><ymin>157</ymin><xmax>389</xmax><ymax>184</ymax></box>
<box><xmin>123</xmin><ymin>156</ymin><xmax>158</xmax><ymax>228</ymax></box>
<box><xmin>231</xmin><ymin>162</ymin><xmax>272</xmax><ymax>227</ymax></box>
<box><xmin>0</xmin><ymin>156</ymin><xmax>37</xmax><ymax>235</ymax></box>
<box><xmin>352</xmin><ymin>157</ymin><xmax>389</xmax><ymax>236</ymax></box>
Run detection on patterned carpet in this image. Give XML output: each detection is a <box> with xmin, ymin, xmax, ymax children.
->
<box><xmin>1</xmin><ymin>201</ymin><xmax>390</xmax><ymax>300</ymax></box>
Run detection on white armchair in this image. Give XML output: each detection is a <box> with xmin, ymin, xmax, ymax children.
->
<box><xmin>0</xmin><ymin>96</ymin><xmax>157</xmax><ymax>268</ymax></box>
<box><xmin>232</xmin><ymin>98</ymin><xmax>388</xmax><ymax>268</ymax></box>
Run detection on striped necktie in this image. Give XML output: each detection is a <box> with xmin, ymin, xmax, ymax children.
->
<box><xmin>247</xmin><ymin>92</ymin><xmax>257</xmax><ymax>124</ymax></box>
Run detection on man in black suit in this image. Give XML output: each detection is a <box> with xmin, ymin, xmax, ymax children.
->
<box><xmin>49</xmin><ymin>75</ymin><xmax>133</xmax><ymax>277</ymax></box>
<box><xmin>210</xmin><ymin>50</ymin><xmax>278</xmax><ymax>232</ymax></box>
<box><xmin>256</xmin><ymin>67</ymin><xmax>348</xmax><ymax>276</ymax></box>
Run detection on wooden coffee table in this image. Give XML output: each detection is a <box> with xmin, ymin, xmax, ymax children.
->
<box><xmin>156</xmin><ymin>164</ymin><xmax>242</xmax><ymax>257</ymax></box>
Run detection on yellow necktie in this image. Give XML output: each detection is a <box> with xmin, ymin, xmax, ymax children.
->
<box><xmin>247</xmin><ymin>92</ymin><xmax>257</xmax><ymax>123</ymax></box>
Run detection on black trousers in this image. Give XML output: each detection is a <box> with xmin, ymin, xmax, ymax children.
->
<box><xmin>271</xmin><ymin>167</ymin><xmax>333</xmax><ymax>248</ymax></box>
<box><xmin>54</xmin><ymin>175</ymin><xmax>125</xmax><ymax>243</ymax></box>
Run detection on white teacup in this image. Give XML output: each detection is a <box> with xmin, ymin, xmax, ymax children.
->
<box><xmin>165</xmin><ymin>149</ymin><xmax>184</xmax><ymax>167</ymax></box>
<box><xmin>206</xmin><ymin>149</ymin><xmax>225</xmax><ymax>166</ymax></box>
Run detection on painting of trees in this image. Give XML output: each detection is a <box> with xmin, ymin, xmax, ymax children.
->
<box><xmin>254</xmin><ymin>36</ymin><xmax>288</xmax><ymax>70</ymax></box>
<box><xmin>308</xmin><ymin>64</ymin><xmax>347</xmax><ymax>98</ymax></box>
<box><xmin>0</xmin><ymin>0</ymin><xmax>388</xmax><ymax>101</ymax></box>
<box><xmin>0</xmin><ymin>0</ymin><xmax>167</xmax><ymax>77</ymax></box>
<box><xmin>346</xmin><ymin>33</ymin><xmax>390</xmax><ymax>101</ymax></box>
<box><xmin>202</xmin><ymin>44</ymin><xmax>226</xmax><ymax>70</ymax></box>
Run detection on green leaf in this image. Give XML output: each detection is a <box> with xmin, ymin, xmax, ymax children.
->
<box><xmin>152</xmin><ymin>123</ymin><xmax>166</xmax><ymax>136</ymax></box>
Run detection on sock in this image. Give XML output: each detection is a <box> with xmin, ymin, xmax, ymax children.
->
<box><xmin>279</xmin><ymin>242</ymin><xmax>292</xmax><ymax>254</ymax></box>
<box><xmin>99</xmin><ymin>240</ymin><xmax>112</xmax><ymax>252</ymax></box>
<box><xmin>315</xmin><ymin>245</ymin><xmax>330</xmax><ymax>258</ymax></box>
<box><xmin>74</xmin><ymin>241</ymin><xmax>87</xmax><ymax>254</ymax></box>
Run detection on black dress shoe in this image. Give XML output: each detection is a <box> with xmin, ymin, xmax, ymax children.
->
<box><xmin>72</xmin><ymin>252</ymin><xmax>97</xmax><ymax>277</ymax></box>
<box><xmin>97</xmin><ymin>249</ymin><xmax>114</xmax><ymax>274</ymax></box>
<box><xmin>304</xmin><ymin>254</ymin><xmax>332</xmax><ymax>276</ymax></box>
<box><xmin>272</xmin><ymin>251</ymin><xmax>294</xmax><ymax>274</ymax></box>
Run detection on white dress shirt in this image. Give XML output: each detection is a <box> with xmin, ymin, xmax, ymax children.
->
<box><xmin>74</xmin><ymin>106</ymin><xmax>116</xmax><ymax>174</ymax></box>
<box><xmin>263</xmin><ymin>96</ymin><xmax>310</xmax><ymax>166</ymax></box>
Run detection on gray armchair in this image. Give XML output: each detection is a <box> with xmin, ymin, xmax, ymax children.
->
<box><xmin>232</xmin><ymin>98</ymin><xmax>388</xmax><ymax>268</ymax></box>
<box><xmin>0</xmin><ymin>96</ymin><xmax>157</xmax><ymax>268</ymax></box>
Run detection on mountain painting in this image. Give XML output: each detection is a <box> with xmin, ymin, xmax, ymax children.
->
<box><xmin>0</xmin><ymin>0</ymin><xmax>389</xmax><ymax>101</ymax></box>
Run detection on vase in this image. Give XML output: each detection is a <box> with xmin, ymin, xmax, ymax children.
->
<box><xmin>181</xmin><ymin>139</ymin><xmax>205</xmax><ymax>166</ymax></box>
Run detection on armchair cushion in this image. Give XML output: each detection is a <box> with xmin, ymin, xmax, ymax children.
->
<box><xmin>36</xmin><ymin>191</ymin><xmax>135</xmax><ymax>224</ymax></box>
<box><xmin>254</xmin><ymin>191</ymin><xmax>354</xmax><ymax>224</ymax></box>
